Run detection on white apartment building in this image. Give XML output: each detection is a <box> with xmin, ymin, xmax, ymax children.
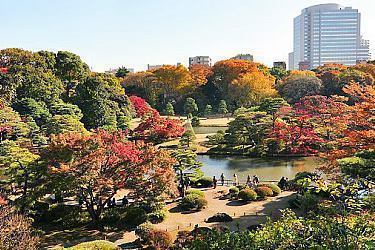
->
<box><xmin>189</xmin><ymin>56</ymin><xmax>212</xmax><ymax>67</ymax></box>
<box><xmin>291</xmin><ymin>3</ymin><xmax>370</xmax><ymax>70</ymax></box>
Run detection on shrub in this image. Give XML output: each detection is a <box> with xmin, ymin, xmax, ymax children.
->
<box><xmin>42</xmin><ymin>204</ymin><xmax>90</xmax><ymax>228</ymax></box>
<box><xmin>255</xmin><ymin>186</ymin><xmax>273</xmax><ymax>199</ymax></box>
<box><xmin>148</xmin><ymin>209</ymin><xmax>167</xmax><ymax>224</ymax></box>
<box><xmin>236</xmin><ymin>185</ymin><xmax>247</xmax><ymax>190</ymax></box>
<box><xmin>186</xmin><ymin>189</ymin><xmax>205</xmax><ymax>197</ymax></box>
<box><xmin>288</xmin><ymin>193</ymin><xmax>320</xmax><ymax>213</ymax></box>
<box><xmin>67</xmin><ymin>240</ymin><xmax>118</xmax><ymax>250</ymax></box>
<box><xmin>180</xmin><ymin>194</ymin><xmax>208</xmax><ymax>211</ymax></box>
<box><xmin>206</xmin><ymin>213</ymin><xmax>233</xmax><ymax>223</ymax></box>
<box><xmin>238</xmin><ymin>188</ymin><xmax>257</xmax><ymax>202</ymax></box>
<box><xmin>264</xmin><ymin>184</ymin><xmax>282</xmax><ymax>196</ymax></box>
<box><xmin>196</xmin><ymin>177</ymin><xmax>213</xmax><ymax>188</ymax></box>
<box><xmin>191</xmin><ymin>116</ymin><xmax>200</xmax><ymax>127</ymax></box>
<box><xmin>122</xmin><ymin>207</ymin><xmax>148</xmax><ymax>228</ymax></box>
<box><xmin>229</xmin><ymin>186</ymin><xmax>240</xmax><ymax>195</ymax></box>
<box><xmin>136</xmin><ymin>224</ymin><xmax>173</xmax><ymax>250</ymax></box>
<box><xmin>101</xmin><ymin>207</ymin><xmax>127</xmax><ymax>227</ymax></box>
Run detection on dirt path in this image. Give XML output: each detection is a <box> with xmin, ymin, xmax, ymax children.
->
<box><xmin>117</xmin><ymin>187</ymin><xmax>295</xmax><ymax>245</ymax></box>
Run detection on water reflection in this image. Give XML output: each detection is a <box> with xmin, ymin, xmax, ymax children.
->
<box><xmin>198</xmin><ymin>155</ymin><xmax>321</xmax><ymax>182</ymax></box>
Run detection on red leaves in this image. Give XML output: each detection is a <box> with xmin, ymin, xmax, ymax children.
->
<box><xmin>0</xmin><ymin>67</ymin><xmax>8</xmax><ymax>74</ymax></box>
<box><xmin>130</xmin><ymin>95</ymin><xmax>184</xmax><ymax>142</ymax></box>
<box><xmin>129</xmin><ymin>95</ymin><xmax>156</xmax><ymax>118</ymax></box>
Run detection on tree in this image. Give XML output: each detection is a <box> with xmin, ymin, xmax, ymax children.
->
<box><xmin>0</xmin><ymin>140</ymin><xmax>41</xmax><ymax>211</ymax></box>
<box><xmin>129</xmin><ymin>95</ymin><xmax>156</xmax><ymax>118</ymax></box>
<box><xmin>0</xmin><ymin>206</ymin><xmax>39</xmax><ymax>249</ymax></box>
<box><xmin>189</xmin><ymin>64</ymin><xmax>213</xmax><ymax>87</ymax></box>
<box><xmin>55</xmin><ymin>51</ymin><xmax>90</xmax><ymax>97</ymax></box>
<box><xmin>152</xmin><ymin>65</ymin><xmax>193</xmax><ymax>103</ymax></box>
<box><xmin>184</xmin><ymin>98</ymin><xmax>198</xmax><ymax>115</ymax></box>
<box><xmin>42</xmin><ymin>130</ymin><xmax>177</xmax><ymax>223</ymax></box>
<box><xmin>135</xmin><ymin>114</ymin><xmax>184</xmax><ymax>143</ymax></box>
<box><xmin>338</xmin><ymin>150</ymin><xmax>374</xmax><ymax>181</ymax></box>
<box><xmin>115</xmin><ymin>66</ymin><xmax>130</xmax><ymax>78</ymax></box>
<box><xmin>180</xmin><ymin>129</ymin><xmax>196</xmax><ymax>149</ymax></box>
<box><xmin>270</xmin><ymin>66</ymin><xmax>289</xmax><ymax>82</ymax></box>
<box><xmin>278</xmin><ymin>76</ymin><xmax>322</xmax><ymax>104</ymax></box>
<box><xmin>226</xmin><ymin>112</ymin><xmax>272</xmax><ymax>153</ymax></box>
<box><xmin>0</xmin><ymin>107</ymin><xmax>30</xmax><ymax>142</ymax></box>
<box><xmin>229</xmin><ymin>71</ymin><xmax>277</xmax><ymax>107</ymax></box>
<box><xmin>44</xmin><ymin>115</ymin><xmax>87</xmax><ymax>135</ymax></box>
<box><xmin>165</xmin><ymin>102</ymin><xmax>175</xmax><ymax>116</ymax></box>
<box><xmin>204</xmin><ymin>104</ymin><xmax>212</xmax><ymax>117</ymax></box>
<box><xmin>218</xmin><ymin>100</ymin><xmax>228</xmax><ymax>115</ymax></box>
<box><xmin>75</xmin><ymin>75</ymin><xmax>120</xmax><ymax>130</ymax></box>
<box><xmin>12</xmin><ymin>98</ymin><xmax>51</xmax><ymax>127</ymax></box>
<box><xmin>258</xmin><ymin>98</ymin><xmax>289</xmax><ymax>129</ymax></box>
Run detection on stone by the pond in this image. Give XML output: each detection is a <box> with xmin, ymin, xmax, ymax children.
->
<box><xmin>206</xmin><ymin>213</ymin><xmax>233</xmax><ymax>223</ymax></box>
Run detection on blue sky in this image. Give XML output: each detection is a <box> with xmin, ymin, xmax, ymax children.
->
<box><xmin>1</xmin><ymin>0</ymin><xmax>374</xmax><ymax>71</ymax></box>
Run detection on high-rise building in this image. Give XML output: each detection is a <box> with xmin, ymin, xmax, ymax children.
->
<box><xmin>290</xmin><ymin>3</ymin><xmax>370</xmax><ymax>70</ymax></box>
<box><xmin>232</xmin><ymin>54</ymin><xmax>254</xmax><ymax>62</ymax></box>
<box><xmin>189</xmin><ymin>56</ymin><xmax>212</xmax><ymax>67</ymax></box>
<box><xmin>273</xmin><ymin>61</ymin><xmax>287</xmax><ymax>70</ymax></box>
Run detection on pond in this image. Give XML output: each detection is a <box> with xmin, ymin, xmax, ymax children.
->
<box><xmin>197</xmin><ymin>155</ymin><xmax>321</xmax><ymax>182</ymax></box>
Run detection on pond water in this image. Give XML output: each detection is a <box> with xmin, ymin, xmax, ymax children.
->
<box><xmin>197</xmin><ymin>155</ymin><xmax>321</xmax><ymax>182</ymax></box>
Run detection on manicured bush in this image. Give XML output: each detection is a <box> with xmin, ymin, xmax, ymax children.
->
<box><xmin>122</xmin><ymin>207</ymin><xmax>148</xmax><ymax>228</ymax></box>
<box><xmin>191</xmin><ymin>116</ymin><xmax>200</xmax><ymax>127</ymax></box>
<box><xmin>229</xmin><ymin>186</ymin><xmax>240</xmax><ymax>195</ymax></box>
<box><xmin>196</xmin><ymin>176</ymin><xmax>213</xmax><ymax>188</ymax></box>
<box><xmin>236</xmin><ymin>185</ymin><xmax>247</xmax><ymax>190</ymax></box>
<box><xmin>136</xmin><ymin>224</ymin><xmax>173</xmax><ymax>250</ymax></box>
<box><xmin>255</xmin><ymin>186</ymin><xmax>273</xmax><ymax>199</ymax></box>
<box><xmin>186</xmin><ymin>189</ymin><xmax>205</xmax><ymax>197</ymax></box>
<box><xmin>67</xmin><ymin>240</ymin><xmax>119</xmax><ymax>250</ymax></box>
<box><xmin>206</xmin><ymin>213</ymin><xmax>233</xmax><ymax>223</ymax></box>
<box><xmin>238</xmin><ymin>188</ymin><xmax>257</xmax><ymax>202</ymax></box>
<box><xmin>264</xmin><ymin>184</ymin><xmax>282</xmax><ymax>196</ymax></box>
<box><xmin>101</xmin><ymin>207</ymin><xmax>127</xmax><ymax>226</ymax></box>
<box><xmin>179</xmin><ymin>194</ymin><xmax>208</xmax><ymax>211</ymax></box>
<box><xmin>148</xmin><ymin>209</ymin><xmax>167</xmax><ymax>224</ymax></box>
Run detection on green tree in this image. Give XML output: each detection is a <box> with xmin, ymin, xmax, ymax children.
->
<box><xmin>204</xmin><ymin>104</ymin><xmax>212</xmax><ymax>117</ymax></box>
<box><xmin>180</xmin><ymin>124</ymin><xmax>196</xmax><ymax>149</ymax></box>
<box><xmin>184</xmin><ymin>98</ymin><xmax>198</xmax><ymax>115</ymax></box>
<box><xmin>218</xmin><ymin>100</ymin><xmax>228</xmax><ymax>115</ymax></box>
<box><xmin>44</xmin><ymin>115</ymin><xmax>87</xmax><ymax>135</ymax></box>
<box><xmin>270</xmin><ymin>66</ymin><xmax>289</xmax><ymax>82</ymax></box>
<box><xmin>12</xmin><ymin>98</ymin><xmax>51</xmax><ymax>127</ymax></box>
<box><xmin>55</xmin><ymin>51</ymin><xmax>90</xmax><ymax>97</ymax></box>
<box><xmin>258</xmin><ymin>97</ymin><xmax>289</xmax><ymax>129</ymax></box>
<box><xmin>165</xmin><ymin>102</ymin><xmax>175</xmax><ymax>116</ymax></box>
<box><xmin>0</xmin><ymin>140</ymin><xmax>41</xmax><ymax>212</ymax></box>
<box><xmin>115</xmin><ymin>66</ymin><xmax>130</xmax><ymax>78</ymax></box>
<box><xmin>0</xmin><ymin>107</ymin><xmax>30</xmax><ymax>142</ymax></box>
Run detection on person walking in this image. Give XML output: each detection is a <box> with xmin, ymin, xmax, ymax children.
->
<box><xmin>253</xmin><ymin>175</ymin><xmax>259</xmax><ymax>186</ymax></box>
<box><xmin>213</xmin><ymin>176</ymin><xmax>217</xmax><ymax>189</ymax></box>
<box><xmin>278</xmin><ymin>177</ymin><xmax>287</xmax><ymax>190</ymax></box>
<box><xmin>220</xmin><ymin>173</ymin><xmax>225</xmax><ymax>186</ymax></box>
<box><xmin>233</xmin><ymin>174</ymin><xmax>238</xmax><ymax>186</ymax></box>
<box><xmin>246</xmin><ymin>175</ymin><xmax>252</xmax><ymax>187</ymax></box>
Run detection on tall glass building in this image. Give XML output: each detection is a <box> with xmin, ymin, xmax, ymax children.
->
<box><xmin>291</xmin><ymin>4</ymin><xmax>370</xmax><ymax>70</ymax></box>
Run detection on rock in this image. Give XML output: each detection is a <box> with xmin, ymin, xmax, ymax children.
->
<box><xmin>206</xmin><ymin>213</ymin><xmax>233</xmax><ymax>223</ymax></box>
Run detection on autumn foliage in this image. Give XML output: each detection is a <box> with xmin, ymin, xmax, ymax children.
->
<box><xmin>43</xmin><ymin>130</ymin><xmax>178</xmax><ymax>222</ymax></box>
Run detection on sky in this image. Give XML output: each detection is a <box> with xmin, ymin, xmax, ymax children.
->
<box><xmin>1</xmin><ymin>0</ymin><xmax>374</xmax><ymax>72</ymax></box>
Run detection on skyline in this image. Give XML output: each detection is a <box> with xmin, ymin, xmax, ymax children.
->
<box><xmin>2</xmin><ymin>0</ymin><xmax>374</xmax><ymax>72</ymax></box>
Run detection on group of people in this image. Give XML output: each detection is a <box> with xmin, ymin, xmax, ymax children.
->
<box><xmin>211</xmin><ymin>173</ymin><xmax>261</xmax><ymax>189</ymax></box>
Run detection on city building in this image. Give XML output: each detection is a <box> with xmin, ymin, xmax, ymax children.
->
<box><xmin>273</xmin><ymin>61</ymin><xmax>287</xmax><ymax>70</ymax></box>
<box><xmin>189</xmin><ymin>56</ymin><xmax>212</xmax><ymax>67</ymax></box>
<box><xmin>232</xmin><ymin>54</ymin><xmax>254</xmax><ymax>62</ymax></box>
<box><xmin>147</xmin><ymin>64</ymin><xmax>164</xmax><ymax>70</ymax></box>
<box><xmin>288</xmin><ymin>52</ymin><xmax>294</xmax><ymax>70</ymax></box>
<box><xmin>290</xmin><ymin>3</ymin><xmax>371</xmax><ymax>70</ymax></box>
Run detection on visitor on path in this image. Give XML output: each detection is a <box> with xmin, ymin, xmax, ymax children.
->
<box><xmin>220</xmin><ymin>173</ymin><xmax>225</xmax><ymax>186</ymax></box>
<box><xmin>213</xmin><ymin>176</ymin><xmax>217</xmax><ymax>189</ymax></box>
<box><xmin>253</xmin><ymin>175</ymin><xmax>259</xmax><ymax>186</ymax></box>
<box><xmin>184</xmin><ymin>177</ymin><xmax>190</xmax><ymax>190</ymax></box>
<box><xmin>247</xmin><ymin>175</ymin><xmax>252</xmax><ymax>186</ymax></box>
<box><xmin>233</xmin><ymin>174</ymin><xmax>238</xmax><ymax>186</ymax></box>
<box><xmin>278</xmin><ymin>177</ymin><xmax>287</xmax><ymax>190</ymax></box>
<box><xmin>122</xmin><ymin>196</ymin><xmax>129</xmax><ymax>206</ymax></box>
<box><xmin>285</xmin><ymin>178</ymin><xmax>289</xmax><ymax>190</ymax></box>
